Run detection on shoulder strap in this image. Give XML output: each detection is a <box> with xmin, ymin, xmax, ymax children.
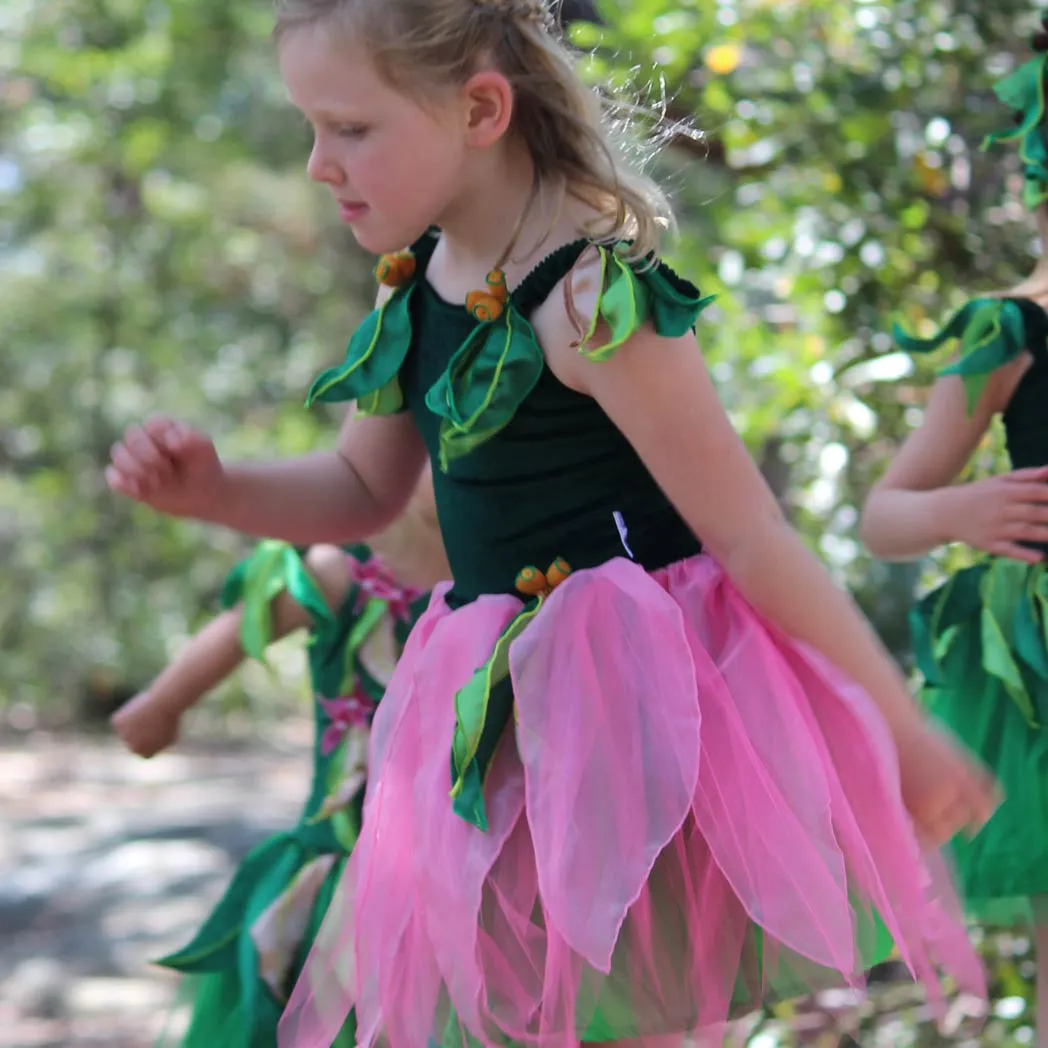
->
<box><xmin>511</xmin><ymin>239</ymin><xmax>589</xmax><ymax>317</ymax></box>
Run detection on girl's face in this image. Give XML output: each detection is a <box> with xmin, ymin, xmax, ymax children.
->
<box><xmin>280</xmin><ymin>25</ymin><xmax>470</xmax><ymax>255</ymax></box>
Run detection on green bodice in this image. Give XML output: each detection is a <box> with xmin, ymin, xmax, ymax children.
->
<box><xmin>309</xmin><ymin>233</ymin><xmax>714</xmax><ymax>605</ymax></box>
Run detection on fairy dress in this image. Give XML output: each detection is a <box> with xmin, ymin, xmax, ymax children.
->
<box><xmin>155</xmin><ymin>541</ymin><xmax>428</xmax><ymax>1048</ymax></box>
<box><xmin>896</xmin><ymin>297</ymin><xmax>1048</xmax><ymax>923</ymax></box>
<box><xmin>279</xmin><ymin>233</ymin><xmax>985</xmax><ymax>1048</ymax></box>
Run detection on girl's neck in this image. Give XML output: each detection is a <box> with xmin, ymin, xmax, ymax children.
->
<box><xmin>432</xmin><ymin>144</ymin><xmax>582</xmax><ymax>287</ymax></box>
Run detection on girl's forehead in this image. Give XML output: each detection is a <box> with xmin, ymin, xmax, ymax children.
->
<box><xmin>280</xmin><ymin>26</ymin><xmax>389</xmax><ymax>107</ymax></box>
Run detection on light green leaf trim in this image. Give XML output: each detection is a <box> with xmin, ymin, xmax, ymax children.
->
<box><xmin>892</xmin><ymin>298</ymin><xmax>1028</xmax><ymax>414</ymax></box>
<box><xmin>982</xmin><ymin>54</ymin><xmax>1048</xmax><ymax>211</ymax></box>
<box><xmin>449</xmin><ymin>599</ymin><xmax>543</xmax><ymax>804</ymax></box>
<box><xmin>220</xmin><ymin>541</ymin><xmax>333</xmax><ymax>664</ymax></box>
<box><xmin>305</xmin><ymin>286</ymin><xmax>414</xmax><ymax>413</ymax></box>
<box><xmin>575</xmin><ymin>244</ymin><xmax>716</xmax><ymax>362</ymax></box>
<box><xmin>425</xmin><ymin>305</ymin><xmax>544</xmax><ymax>470</ymax></box>
<box><xmin>980</xmin><ymin>560</ymin><xmax>1038</xmax><ymax>727</ymax></box>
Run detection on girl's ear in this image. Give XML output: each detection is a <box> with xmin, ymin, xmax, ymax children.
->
<box><xmin>459</xmin><ymin>70</ymin><xmax>514</xmax><ymax>148</ymax></box>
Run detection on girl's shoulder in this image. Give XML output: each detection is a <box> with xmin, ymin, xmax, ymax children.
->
<box><xmin>524</xmin><ymin>240</ymin><xmax>714</xmax><ymax>382</ymax></box>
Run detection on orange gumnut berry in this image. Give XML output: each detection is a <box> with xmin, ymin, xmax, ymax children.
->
<box><xmin>515</xmin><ymin>566</ymin><xmax>548</xmax><ymax>597</ymax></box>
<box><xmin>545</xmin><ymin>558</ymin><xmax>571</xmax><ymax>588</ymax></box>
<box><xmin>375</xmin><ymin>251</ymin><xmax>416</xmax><ymax>288</ymax></box>
<box><xmin>466</xmin><ymin>291</ymin><xmax>504</xmax><ymax>323</ymax></box>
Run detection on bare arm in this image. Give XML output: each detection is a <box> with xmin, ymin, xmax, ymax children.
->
<box><xmin>569</xmin><ymin>334</ymin><xmax>925</xmax><ymax>747</ymax></box>
<box><xmin>213</xmin><ymin>411</ymin><xmax>427</xmax><ymax>544</ymax></box>
<box><xmin>537</xmin><ymin>268</ymin><xmax>924</xmax><ymax>748</ymax></box>
<box><xmin>113</xmin><ymin>545</ymin><xmax>354</xmax><ymax>756</ymax></box>
<box><xmin>858</xmin><ymin>362</ymin><xmax>1048</xmax><ymax>561</ymax></box>
<box><xmin>109</xmin><ymin>286</ymin><xmax>426</xmax><ymax>544</ymax></box>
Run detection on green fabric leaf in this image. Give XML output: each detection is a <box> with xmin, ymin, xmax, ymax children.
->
<box><xmin>980</xmin><ymin>561</ymin><xmax>1038</xmax><ymax>727</ymax></box>
<box><xmin>425</xmin><ymin>306</ymin><xmax>544</xmax><ymax>470</ymax></box>
<box><xmin>982</xmin><ymin>55</ymin><xmax>1048</xmax><ymax>210</ymax></box>
<box><xmin>221</xmin><ymin>541</ymin><xmax>333</xmax><ymax>664</ymax></box>
<box><xmin>305</xmin><ymin>287</ymin><xmax>414</xmax><ymax>412</ymax></box>
<box><xmin>576</xmin><ymin>244</ymin><xmax>715</xmax><ymax>362</ymax></box>
<box><xmin>1016</xmin><ymin>567</ymin><xmax>1048</xmax><ymax>681</ymax></box>
<box><xmin>450</xmin><ymin>600</ymin><xmax>541</xmax><ymax>804</ymax></box>
<box><xmin>892</xmin><ymin>298</ymin><xmax>1028</xmax><ymax>414</ymax></box>
<box><xmin>156</xmin><ymin>835</ymin><xmax>298</xmax><ymax>972</ymax></box>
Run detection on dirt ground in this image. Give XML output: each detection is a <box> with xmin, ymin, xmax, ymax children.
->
<box><xmin>0</xmin><ymin>726</ymin><xmax>313</xmax><ymax>1048</ymax></box>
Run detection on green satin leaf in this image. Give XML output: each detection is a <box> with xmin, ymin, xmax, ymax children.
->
<box><xmin>451</xmin><ymin>675</ymin><xmax>516</xmax><ymax>831</ymax></box>
<box><xmin>236</xmin><ymin>844</ymin><xmax>306</xmax><ymax>1011</ymax></box>
<box><xmin>330</xmin><ymin>807</ymin><xmax>359</xmax><ymax>852</ymax></box>
<box><xmin>577</xmin><ymin>245</ymin><xmax>714</xmax><ymax>362</ymax></box>
<box><xmin>983</xmin><ymin>55</ymin><xmax>1048</xmax><ymax>210</ymax></box>
<box><xmin>305</xmin><ymin>287</ymin><xmax>413</xmax><ymax>412</ymax></box>
<box><xmin>425</xmin><ymin>306</ymin><xmax>544</xmax><ymax>470</ymax></box>
<box><xmin>156</xmin><ymin>835</ymin><xmax>295</xmax><ymax>972</ymax></box>
<box><xmin>980</xmin><ymin>561</ymin><xmax>1038</xmax><ymax>727</ymax></box>
<box><xmin>451</xmin><ymin>758</ymin><xmax>489</xmax><ymax>832</ymax></box>
<box><xmin>450</xmin><ymin>601</ymin><xmax>540</xmax><ymax>804</ymax></box>
<box><xmin>909</xmin><ymin>564</ymin><xmax>985</xmax><ymax>689</ymax></box>
<box><xmin>338</xmin><ymin>595</ymin><xmax>388</xmax><ymax>694</ymax></box>
<box><xmin>893</xmin><ymin>299</ymin><xmax>1028</xmax><ymax>414</ymax></box>
<box><xmin>1035</xmin><ymin>569</ymin><xmax>1048</xmax><ymax>655</ymax></box>
<box><xmin>222</xmin><ymin>541</ymin><xmax>333</xmax><ymax>664</ymax></box>
<box><xmin>1015</xmin><ymin>564</ymin><xmax>1048</xmax><ymax>681</ymax></box>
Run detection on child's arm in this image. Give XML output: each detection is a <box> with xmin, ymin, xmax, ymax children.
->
<box><xmin>859</xmin><ymin>369</ymin><xmax>1048</xmax><ymax>562</ymax></box>
<box><xmin>108</xmin><ymin>410</ymin><xmax>428</xmax><ymax>545</ymax></box>
<box><xmin>106</xmin><ymin>289</ymin><xmax>427</xmax><ymax>544</ymax></box>
<box><xmin>113</xmin><ymin>546</ymin><xmax>353</xmax><ymax>758</ymax></box>
<box><xmin>541</xmin><ymin>276</ymin><xmax>996</xmax><ymax>843</ymax></box>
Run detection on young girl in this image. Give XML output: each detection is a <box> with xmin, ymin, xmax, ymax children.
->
<box><xmin>861</xmin><ymin>24</ymin><xmax>1048</xmax><ymax>1045</ymax></box>
<box><xmin>105</xmin><ymin>0</ymin><xmax>998</xmax><ymax>1044</ymax></box>
<box><xmin>111</xmin><ymin>478</ymin><xmax>447</xmax><ymax>1048</ymax></box>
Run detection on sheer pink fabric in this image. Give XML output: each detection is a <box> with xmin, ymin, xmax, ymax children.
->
<box><xmin>279</xmin><ymin>558</ymin><xmax>985</xmax><ymax>1048</ymax></box>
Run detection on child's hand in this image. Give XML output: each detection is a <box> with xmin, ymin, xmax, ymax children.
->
<box><xmin>898</xmin><ymin>721</ymin><xmax>1000</xmax><ymax>847</ymax></box>
<box><xmin>111</xmin><ymin>691</ymin><xmax>182</xmax><ymax>758</ymax></box>
<box><xmin>949</xmin><ymin>466</ymin><xmax>1048</xmax><ymax>564</ymax></box>
<box><xmin>106</xmin><ymin>417</ymin><xmax>225</xmax><ymax>519</ymax></box>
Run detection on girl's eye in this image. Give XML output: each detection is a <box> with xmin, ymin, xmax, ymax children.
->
<box><xmin>337</xmin><ymin>125</ymin><xmax>369</xmax><ymax>140</ymax></box>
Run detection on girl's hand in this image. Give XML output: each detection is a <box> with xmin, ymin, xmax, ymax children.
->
<box><xmin>946</xmin><ymin>467</ymin><xmax>1048</xmax><ymax>563</ymax></box>
<box><xmin>106</xmin><ymin>417</ymin><xmax>226</xmax><ymax>519</ymax></box>
<box><xmin>111</xmin><ymin>691</ymin><xmax>182</xmax><ymax>758</ymax></box>
<box><xmin>897</xmin><ymin>721</ymin><xmax>1000</xmax><ymax>847</ymax></box>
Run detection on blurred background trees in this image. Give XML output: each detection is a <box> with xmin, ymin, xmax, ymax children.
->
<box><xmin>4</xmin><ymin>0</ymin><xmax>1047</xmax><ymax>1040</ymax></box>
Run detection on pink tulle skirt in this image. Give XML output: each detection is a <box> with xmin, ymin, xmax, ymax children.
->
<box><xmin>278</xmin><ymin>555</ymin><xmax>985</xmax><ymax>1048</ymax></box>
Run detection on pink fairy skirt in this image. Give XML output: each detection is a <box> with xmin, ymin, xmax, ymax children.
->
<box><xmin>278</xmin><ymin>554</ymin><xmax>985</xmax><ymax>1048</ymax></box>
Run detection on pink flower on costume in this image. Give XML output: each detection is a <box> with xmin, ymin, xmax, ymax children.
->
<box><xmin>347</xmin><ymin>555</ymin><xmax>425</xmax><ymax>622</ymax></box>
<box><xmin>317</xmin><ymin>688</ymin><xmax>376</xmax><ymax>756</ymax></box>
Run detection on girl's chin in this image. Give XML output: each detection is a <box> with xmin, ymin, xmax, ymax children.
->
<box><xmin>349</xmin><ymin>219</ymin><xmax>435</xmax><ymax>258</ymax></box>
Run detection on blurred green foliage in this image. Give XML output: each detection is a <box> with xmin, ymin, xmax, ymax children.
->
<box><xmin>4</xmin><ymin>1</ymin><xmax>1048</xmax><ymax>1037</ymax></box>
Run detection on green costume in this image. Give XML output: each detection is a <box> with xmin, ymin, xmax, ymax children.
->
<box><xmin>158</xmin><ymin>542</ymin><xmax>429</xmax><ymax>1047</ymax></box>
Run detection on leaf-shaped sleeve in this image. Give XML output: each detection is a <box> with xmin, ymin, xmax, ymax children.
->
<box><xmin>305</xmin><ymin>286</ymin><xmax>415</xmax><ymax>416</ymax></box>
<box><xmin>220</xmin><ymin>541</ymin><xmax>334</xmax><ymax>663</ymax></box>
<box><xmin>571</xmin><ymin>244</ymin><xmax>716</xmax><ymax>362</ymax></box>
<box><xmin>892</xmin><ymin>298</ymin><xmax>1029</xmax><ymax>414</ymax></box>
<box><xmin>423</xmin><ymin>307</ymin><xmax>545</xmax><ymax>469</ymax></box>
<box><xmin>981</xmin><ymin>54</ymin><xmax>1048</xmax><ymax>211</ymax></box>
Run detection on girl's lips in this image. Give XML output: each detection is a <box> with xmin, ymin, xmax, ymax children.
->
<box><xmin>338</xmin><ymin>201</ymin><xmax>368</xmax><ymax>223</ymax></box>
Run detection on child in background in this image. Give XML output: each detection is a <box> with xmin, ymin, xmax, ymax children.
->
<box><xmin>112</xmin><ymin>477</ymin><xmax>447</xmax><ymax>1047</ymax></box>
<box><xmin>861</xmin><ymin>21</ymin><xmax>1048</xmax><ymax>1048</ymax></box>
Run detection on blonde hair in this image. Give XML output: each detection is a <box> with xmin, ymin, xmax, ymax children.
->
<box><xmin>274</xmin><ymin>0</ymin><xmax>675</xmax><ymax>257</ymax></box>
